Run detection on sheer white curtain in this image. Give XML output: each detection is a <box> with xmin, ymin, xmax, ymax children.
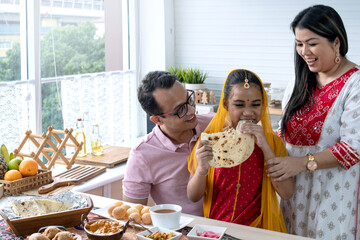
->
<box><xmin>0</xmin><ymin>82</ymin><xmax>32</xmax><ymax>152</ymax></box>
<box><xmin>61</xmin><ymin>70</ymin><xmax>136</xmax><ymax>149</ymax></box>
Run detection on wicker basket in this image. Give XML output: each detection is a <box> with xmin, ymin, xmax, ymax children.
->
<box><xmin>0</xmin><ymin>169</ymin><xmax>52</xmax><ymax>196</ymax></box>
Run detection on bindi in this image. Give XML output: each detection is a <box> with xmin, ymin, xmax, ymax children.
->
<box><xmin>247</xmin><ymin>99</ymin><xmax>250</xmax><ymax>101</ymax></box>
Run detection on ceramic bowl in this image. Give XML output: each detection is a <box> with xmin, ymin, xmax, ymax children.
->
<box><xmin>150</xmin><ymin>204</ymin><xmax>182</xmax><ymax>230</ymax></box>
<box><xmin>81</xmin><ymin>214</ymin><xmax>130</xmax><ymax>240</ymax></box>
<box><xmin>187</xmin><ymin>224</ymin><xmax>226</xmax><ymax>240</ymax></box>
<box><xmin>136</xmin><ymin>226</ymin><xmax>182</xmax><ymax>240</ymax></box>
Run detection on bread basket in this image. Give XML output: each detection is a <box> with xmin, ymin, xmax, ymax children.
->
<box><xmin>0</xmin><ymin>193</ymin><xmax>93</xmax><ymax>236</ymax></box>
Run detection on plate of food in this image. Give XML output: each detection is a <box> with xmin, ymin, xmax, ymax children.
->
<box><xmin>91</xmin><ymin>201</ymin><xmax>194</xmax><ymax>231</ymax></box>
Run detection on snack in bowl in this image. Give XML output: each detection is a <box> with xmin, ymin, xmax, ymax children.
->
<box><xmin>187</xmin><ymin>225</ymin><xmax>226</xmax><ymax>240</ymax></box>
<box><xmin>82</xmin><ymin>214</ymin><xmax>131</xmax><ymax>240</ymax></box>
<box><xmin>137</xmin><ymin>226</ymin><xmax>182</xmax><ymax>240</ymax></box>
<box><xmin>85</xmin><ymin>219</ymin><xmax>124</xmax><ymax>234</ymax></box>
<box><xmin>200</xmin><ymin>121</ymin><xmax>254</xmax><ymax>168</ymax></box>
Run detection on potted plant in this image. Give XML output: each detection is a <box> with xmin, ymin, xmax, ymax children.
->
<box><xmin>168</xmin><ymin>65</ymin><xmax>186</xmax><ymax>83</ymax></box>
<box><xmin>168</xmin><ymin>66</ymin><xmax>208</xmax><ymax>91</ymax></box>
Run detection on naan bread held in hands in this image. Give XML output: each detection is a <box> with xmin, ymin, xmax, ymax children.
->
<box><xmin>201</xmin><ymin>122</ymin><xmax>254</xmax><ymax>168</ymax></box>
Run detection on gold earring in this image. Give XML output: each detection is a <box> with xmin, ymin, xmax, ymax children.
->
<box><xmin>335</xmin><ymin>49</ymin><xmax>340</xmax><ymax>64</ymax></box>
<box><xmin>244</xmin><ymin>71</ymin><xmax>250</xmax><ymax>89</ymax></box>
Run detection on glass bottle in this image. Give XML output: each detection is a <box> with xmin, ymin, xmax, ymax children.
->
<box><xmin>83</xmin><ymin>111</ymin><xmax>92</xmax><ymax>154</ymax></box>
<box><xmin>75</xmin><ymin>118</ymin><xmax>87</xmax><ymax>157</ymax></box>
<box><xmin>91</xmin><ymin>124</ymin><xmax>103</xmax><ymax>155</ymax></box>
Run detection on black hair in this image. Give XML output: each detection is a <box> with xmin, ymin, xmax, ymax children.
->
<box><xmin>137</xmin><ymin>71</ymin><xmax>177</xmax><ymax>116</ymax></box>
<box><xmin>281</xmin><ymin>5</ymin><xmax>348</xmax><ymax>134</ymax></box>
<box><xmin>224</xmin><ymin>69</ymin><xmax>263</xmax><ymax>103</ymax></box>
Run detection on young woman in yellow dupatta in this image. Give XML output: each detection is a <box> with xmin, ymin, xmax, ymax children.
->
<box><xmin>187</xmin><ymin>69</ymin><xmax>294</xmax><ymax>232</ymax></box>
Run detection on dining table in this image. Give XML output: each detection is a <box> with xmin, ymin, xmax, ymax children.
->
<box><xmin>0</xmin><ymin>191</ymin><xmax>313</xmax><ymax>240</ymax></box>
<box><xmin>86</xmin><ymin>192</ymin><xmax>313</xmax><ymax>240</ymax></box>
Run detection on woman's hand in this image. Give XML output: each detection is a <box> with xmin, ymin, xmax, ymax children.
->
<box><xmin>266</xmin><ymin>156</ymin><xmax>307</xmax><ymax>181</ymax></box>
<box><xmin>195</xmin><ymin>140</ymin><xmax>212</xmax><ymax>175</ymax></box>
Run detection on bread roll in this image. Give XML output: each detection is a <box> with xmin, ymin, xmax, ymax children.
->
<box><xmin>112</xmin><ymin>206</ymin><xmax>127</xmax><ymax>220</ymax></box>
<box><xmin>43</xmin><ymin>226</ymin><xmax>62</xmax><ymax>240</ymax></box>
<box><xmin>142</xmin><ymin>212</ymin><xmax>152</xmax><ymax>225</ymax></box>
<box><xmin>29</xmin><ymin>233</ymin><xmax>50</xmax><ymax>240</ymax></box>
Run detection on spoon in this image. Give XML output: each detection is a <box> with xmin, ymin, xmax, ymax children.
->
<box><xmin>129</xmin><ymin>218</ymin><xmax>153</xmax><ymax>234</ymax></box>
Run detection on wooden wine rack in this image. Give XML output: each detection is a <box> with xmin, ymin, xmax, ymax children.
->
<box><xmin>13</xmin><ymin>126</ymin><xmax>83</xmax><ymax>170</ymax></box>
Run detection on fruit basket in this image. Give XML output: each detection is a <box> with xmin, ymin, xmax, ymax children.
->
<box><xmin>0</xmin><ymin>169</ymin><xmax>52</xmax><ymax>196</ymax></box>
<box><xmin>0</xmin><ymin>193</ymin><xmax>93</xmax><ymax>236</ymax></box>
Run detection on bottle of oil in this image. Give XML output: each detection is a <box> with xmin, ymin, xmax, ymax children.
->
<box><xmin>75</xmin><ymin>118</ymin><xmax>87</xmax><ymax>157</ymax></box>
<box><xmin>91</xmin><ymin>124</ymin><xmax>103</xmax><ymax>155</ymax></box>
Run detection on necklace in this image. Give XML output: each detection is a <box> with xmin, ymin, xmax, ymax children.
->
<box><xmin>230</xmin><ymin>165</ymin><xmax>242</xmax><ymax>222</ymax></box>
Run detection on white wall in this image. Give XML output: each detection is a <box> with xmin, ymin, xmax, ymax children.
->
<box><xmin>171</xmin><ymin>0</ymin><xmax>360</xmax><ymax>99</ymax></box>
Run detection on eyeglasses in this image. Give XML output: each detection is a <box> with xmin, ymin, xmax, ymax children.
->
<box><xmin>158</xmin><ymin>90</ymin><xmax>195</xmax><ymax>119</ymax></box>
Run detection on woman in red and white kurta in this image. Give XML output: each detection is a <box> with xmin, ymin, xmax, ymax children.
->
<box><xmin>267</xmin><ymin>5</ymin><xmax>360</xmax><ymax>239</ymax></box>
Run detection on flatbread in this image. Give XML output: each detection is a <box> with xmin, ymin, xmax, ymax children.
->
<box><xmin>9</xmin><ymin>199</ymin><xmax>73</xmax><ymax>218</ymax></box>
<box><xmin>201</xmin><ymin>121</ymin><xmax>254</xmax><ymax>168</ymax></box>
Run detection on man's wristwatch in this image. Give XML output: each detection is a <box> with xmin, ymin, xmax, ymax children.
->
<box><xmin>306</xmin><ymin>153</ymin><xmax>318</xmax><ymax>172</ymax></box>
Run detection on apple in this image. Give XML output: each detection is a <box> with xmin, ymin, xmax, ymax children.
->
<box><xmin>7</xmin><ymin>157</ymin><xmax>23</xmax><ymax>170</ymax></box>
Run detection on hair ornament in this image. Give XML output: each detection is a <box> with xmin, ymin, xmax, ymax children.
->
<box><xmin>244</xmin><ymin>71</ymin><xmax>250</xmax><ymax>89</ymax></box>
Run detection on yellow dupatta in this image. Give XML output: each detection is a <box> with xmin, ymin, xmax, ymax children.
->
<box><xmin>188</xmin><ymin>69</ymin><xmax>287</xmax><ymax>233</ymax></box>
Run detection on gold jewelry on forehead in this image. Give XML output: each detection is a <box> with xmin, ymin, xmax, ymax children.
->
<box><xmin>244</xmin><ymin>71</ymin><xmax>250</xmax><ymax>89</ymax></box>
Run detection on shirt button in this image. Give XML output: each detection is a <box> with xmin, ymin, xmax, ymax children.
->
<box><xmin>236</xmin><ymin>183</ymin><xmax>241</xmax><ymax>188</ymax></box>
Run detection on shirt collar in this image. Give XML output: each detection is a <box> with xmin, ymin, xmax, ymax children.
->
<box><xmin>154</xmin><ymin>124</ymin><xmax>200</xmax><ymax>151</ymax></box>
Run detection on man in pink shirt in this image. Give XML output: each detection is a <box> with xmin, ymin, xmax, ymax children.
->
<box><xmin>122</xmin><ymin>71</ymin><xmax>213</xmax><ymax>216</ymax></box>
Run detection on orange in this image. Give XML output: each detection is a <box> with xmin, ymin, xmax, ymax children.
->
<box><xmin>4</xmin><ymin>170</ymin><xmax>23</xmax><ymax>181</ymax></box>
<box><xmin>19</xmin><ymin>159</ymin><xmax>38</xmax><ymax>176</ymax></box>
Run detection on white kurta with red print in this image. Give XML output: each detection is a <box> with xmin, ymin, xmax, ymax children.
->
<box><xmin>281</xmin><ymin>66</ymin><xmax>360</xmax><ymax>239</ymax></box>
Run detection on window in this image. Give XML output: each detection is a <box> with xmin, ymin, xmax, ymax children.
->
<box><xmin>0</xmin><ymin>0</ymin><xmax>139</xmax><ymax>155</ymax></box>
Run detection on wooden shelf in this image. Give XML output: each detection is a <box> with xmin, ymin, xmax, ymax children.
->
<box><xmin>269</xmin><ymin>107</ymin><xmax>282</xmax><ymax>116</ymax></box>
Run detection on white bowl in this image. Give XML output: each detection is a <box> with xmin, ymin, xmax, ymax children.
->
<box><xmin>187</xmin><ymin>224</ymin><xmax>227</xmax><ymax>240</ymax></box>
<box><xmin>150</xmin><ymin>204</ymin><xmax>182</xmax><ymax>230</ymax></box>
<box><xmin>136</xmin><ymin>226</ymin><xmax>182</xmax><ymax>240</ymax></box>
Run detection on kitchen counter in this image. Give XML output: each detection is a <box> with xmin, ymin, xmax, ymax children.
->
<box><xmin>50</xmin><ymin>161</ymin><xmax>127</xmax><ymax>198</ymax></box>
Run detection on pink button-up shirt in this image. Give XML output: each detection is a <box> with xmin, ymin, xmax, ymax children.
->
<box><xmin>123</xmin><ymin>113</ymin><xmax>214</xmax><ymax>216</ymax></box>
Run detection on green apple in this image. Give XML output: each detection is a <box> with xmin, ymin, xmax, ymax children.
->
<box><xmin>7</xmin><ymin>157</ymin><xmax>23</xmax><ymax>170</ymax></box>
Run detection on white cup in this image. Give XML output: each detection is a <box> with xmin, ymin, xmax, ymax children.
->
<box><xmin>150</xmin><ymin>204</ymin><xmax>182</xmax><ymax>229</ymax></box>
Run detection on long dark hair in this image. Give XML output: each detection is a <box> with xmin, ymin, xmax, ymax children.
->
<box><xmin>281</xmin><ymin>5</ymin><xmax>348</xmax><ymax>134</ymax></box>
